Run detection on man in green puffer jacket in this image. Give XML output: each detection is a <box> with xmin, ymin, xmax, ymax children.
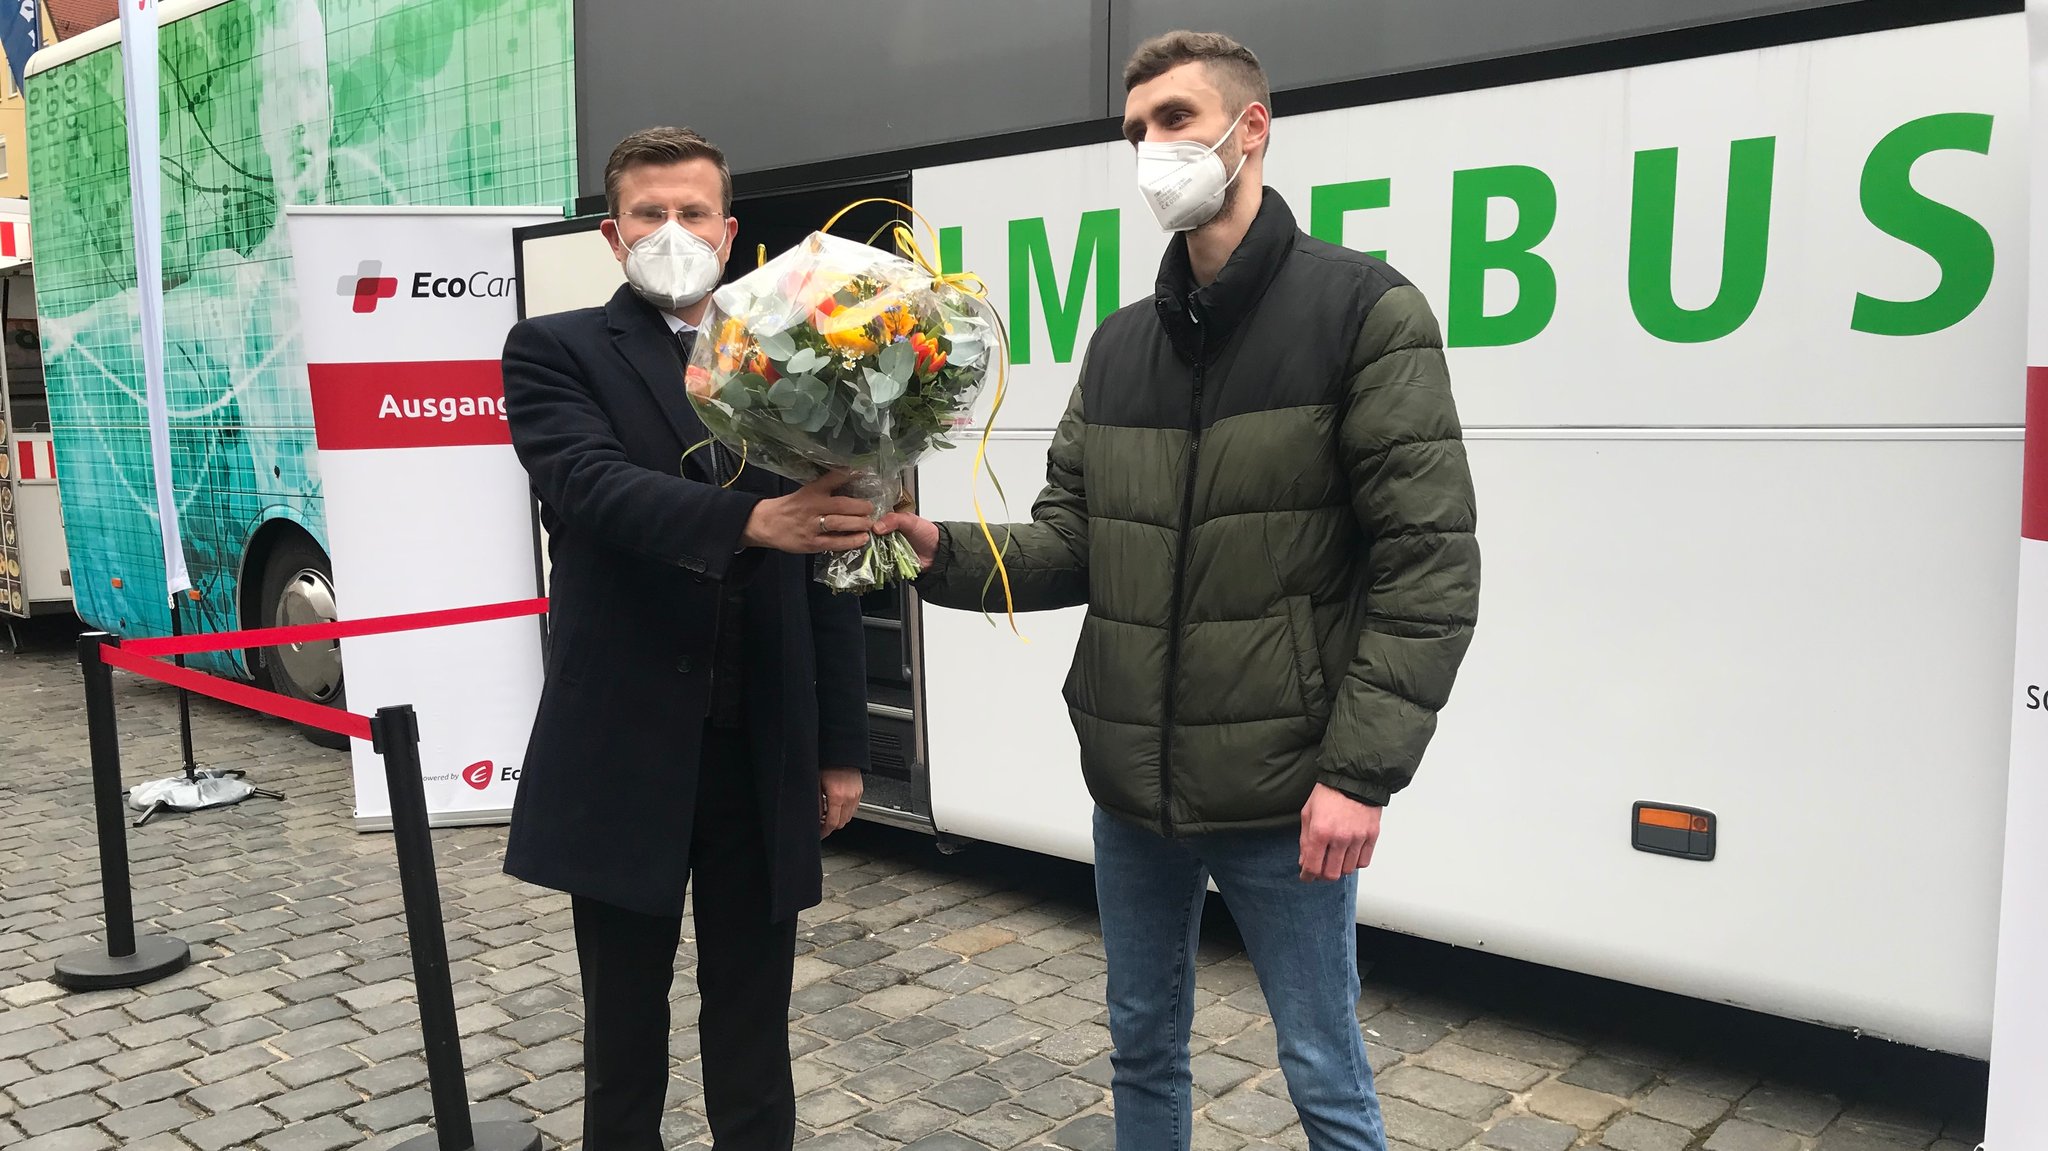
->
<box><xmin>879</xmin><ymin>30</ymin><xmax>1477</xmax><ymax>1151</ymax></box>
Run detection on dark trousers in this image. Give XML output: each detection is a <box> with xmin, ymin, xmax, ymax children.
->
<box><xmin>573</xmin><ymin>727</ymin><xmax>799</xmax><ymax>1150</ymax></box>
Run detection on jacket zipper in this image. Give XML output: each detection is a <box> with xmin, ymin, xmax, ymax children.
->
<box><xmin>1160</xmin><ymin>298</ymin><xmax>1205</xmax><ymax>837</ymax></box>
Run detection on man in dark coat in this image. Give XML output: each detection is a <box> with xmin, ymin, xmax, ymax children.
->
<box><xmin>500</xmin><ymin>126</ymin><xmax>877</xmax><ymax>1151</ymax></box>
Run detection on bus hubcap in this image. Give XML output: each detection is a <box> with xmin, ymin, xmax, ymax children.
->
<box><xmin>275</xmin><ymin>568</ymin><xmax>341</xmax><ymax>702</ymax></box>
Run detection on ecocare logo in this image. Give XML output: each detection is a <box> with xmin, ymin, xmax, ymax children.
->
<box><xmin>338</xmin><ymin>260</ymin><xmax>399</xmax><ymax>314</ymax></box>
<box><xmin>461</xmin><ymin>761</ymin><xmax>494</xmax><ymax>791</ymax></box>
<box><xmin>336</xmin><ymin>259</ymin><xmax>519</xmax><ymax>315</ymax></box>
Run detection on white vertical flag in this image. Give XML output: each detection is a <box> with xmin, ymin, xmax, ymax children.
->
<box><xmin>1989</xmin><ymin>3</ymin><xmax>2048</xmax><ymax>1146</ymax></box>
<box><xmin>117</xmin><ymin>0</ymin><xmax>190</xmax><ymax>598</ymax></box>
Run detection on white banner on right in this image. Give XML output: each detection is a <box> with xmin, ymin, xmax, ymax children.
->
<box><xmin>1988</xmin><ymin>4</ymin><xmax>2048</xmax><ymax>1146</ymax></box>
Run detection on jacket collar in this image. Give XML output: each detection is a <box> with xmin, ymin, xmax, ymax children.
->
<box><xmin>605</xmin><ymin>283</ymin><xmax>711</xmax><ymax>472</ymax></box>
<box><xmin>1153</xmin><ymin>188</ymin><xmax>1298</xmax><ymax>363</ymax></box>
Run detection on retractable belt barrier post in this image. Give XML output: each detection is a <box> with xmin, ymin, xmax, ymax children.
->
<box><xmin>53</xmin><ymin>600</ymin><xmax>551</xmax><ymax>1151</ymax></box>
<box><xmin>51</xmin><ymin>632</ymin><xmax>194</xmax><ymax>990</ymax></box>
<box><xmin>374</xmin><ymin>704</ymin><xmax>542</xmax><ymax>1151</ymax></box>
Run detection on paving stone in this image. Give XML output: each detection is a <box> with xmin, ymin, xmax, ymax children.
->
<box><xmin>1600</xmin><ymin>1115</ymin><xmax>1692</xmax><ymax>1151</ymax></box>
<box><xmin>24</xmin><ymin>1037</ymin><xmax>116</xmax><ymax>1073</ymax></box>
<box><xmin>98</xmin><ymin>1068</ymin><xmax>195</xmax><ymax>1109</ymax></box>
<box><xmin>935</xmin><ymin>926</ymin><xmax>1019</xmax><ymax>958</ymax></box>
<box><xmin>798</xmin><ymin>1131</ymin><xmax>891</xmax><ymax>1151</ymax></box>
<box><xmin>1479</xmin><ymin>1114</ymin><xmax>1578</xmax><ymax>1151</ymax></box>
<box><xmin>927</xmin><ymin>994</ymin><xmax>1014</xmax><ymax>1031</ymax></box>
<box><xmin>1360</xmin><ymin>1012</ymin><xmax>1452</xmax><ymax>1054</ymax></box>
<box><xmin>101</xmin><ymin>1097</ymin><xmax>198</xmax><ymax>1141</ymax></box>
<box><xmin>926</xmin><ymin>1073</ymin><xmax>1012</xmax><ymax>1115</ymax></box>
<box><xmin>508</xmin><ymin>1070</ymin><xmax>581</xmax><ymax>1113</ymax></box>
<box><xmin>1209</xmin><ymin>1089</ymin><xmax>1301</xmax><ymax>1138</ymax></box>
<box><xmin>6</xmin><ymin>1065</ymin><xmax>111</xmax><ymax>1109</ymax></box>
<box><xmin>347</xmin><ymin>1085</ymin><xmax>435</xmax><ymax>1132</ymax></box>
<box><xmin>1411</xmin><ymin>1043</ymin><xmax>1545</xmax><ymax>1091</ymax></box>
<box><xmin>1016</xmin><ymin>1078</ymin><xmax>1103</xmax><ymax>1121</ymax></box>
<box><xmin>1704</xmin><ymin>1120</ymin><xmax>1804</xmax><ymax>1151</ymax></box>
<box><xmin>1051</xmin><ymin>1112</ymin><xmax>1117</xmax><ymax>1151</ymax></box>
<box><xmin>1376</xmin><ymin>1065</ymin><xmax>1509</xmax><ymax>1122</ymax></box>
<box><xmin>269</xmin><ymin>1047</ymin><xmax>370</xmax><ymax>1090</ymax></box>
<box><xmin>1668</xmin><ymin>1064</ymin><xmax>1760</xmax><ymax>1099</ymax></box>
<box><xmin>902</xmin><ymin>1133</ymin><xmax>997</xmax><ymax>1151</ymax></box>
<box><xmin>1377</xmin><ymin>1098</ymin><xmax>1480</xmax><ymax>1151</ymax></box>
<box><xmin>981</xmin><ymin>1052</ymin><xmax>1066</xmax><ymax>1092</ymax></box>
<box><xmin>792</xmin><ymin>983</ymin><xmax>862</xmax><ymax>1015</ymax></box>
<box><xmin>876</xmin><ymin>1016</ymin><xmax>958</xmax><ymax>1050</ymax></box>
<box><xmin>1452</xmin><ymin>1021</ymin><xmax>1583</xmax><ymax>1070</ymax></box>
<box><xmin>11</xmin><ymin>1129</ymin><xmax>115</xmax><ymax>1151</ymax></box>
<box><xmin>190</xmin><ymin>1067</ymin><xmax>289</xmax><ymax>1117</ymax></box>
<box><xmin>955</xmin><ymin>1103</ymin><xmax>1057</xmax><ymax>1149</ymax></box>
<box><xmin>265</xmin><ymin>1079</ymin><xmax>362</xmax><ymax>1122</ymax></box>
<box><xmin>1736</xmin><ymin>1086</ymin><xmax>1844</xmax><ymax>1136</ymax></box>
<box><xmin>855</xmin><ymin>1099</ymin><xmax>954</xmax><ymax>1142</ymax></box>
<box><xmin>815</xmin><ymin>1037</ymin><xmax>905</xmax><ymax>1074</ymax></box>
<box><xmin>100</xmin><ymin>1038</ymin><xmax>202</xmax><ymax>1079</ymax></box>
<box><xmin>900</xmin><ymin>1042</ymin><xmax>991</xmax><ymax>1082</ymax></box>
<box><xmin>1637</xmin><ymin>1084</ymin><xmax>1731</xmax><ymax>1130</ymax></box>
<box><xmin>1522</xmin><ymin>1081</ymin><xmax>1626</xmax><ymax>1130</ymax></box>
<box><xmin>186</xmin><ymin>1043</ymin><xmax>281</xmax><ymax>1084</ymax></box>
<box><xmin>799</xmin><ymin>1087</ymin><xmax>866</xmax><ymax>1128</ymax></box>
<box><xmin>841</xmin><ymin>1062</ymin><xmax>935</xmax><ymax>1104</ymax></box>
<box><xmin>809</xmin><ymin>1005</ymin><xmax>891</xmax><ymax>1040</ymax></box>
<box><xmin>181</xmin><ymin>1104</ymin><xmax>283</xmax><ymax>1151</ymax></box>
<box><xmin>1560</xmin><ymin>1055</ymin><xmax>1657</xmax><ymax>1098</ymax></box>
<box><xmin>960</xmin><ymin>1016</ymin><xmax>1053</xmax><ymax>1057</ymax></box>
<box><xmin>256</xmin><ymin>1113</ymin><xmax>360</xmax><ymax>1151</ymax></box>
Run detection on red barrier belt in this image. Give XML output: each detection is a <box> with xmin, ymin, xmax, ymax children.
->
<box><xmin>123</xmin><ymin>597</ymin><xmax>550</xmax><ymax>658</ymax></box>
<box><xmin>101</xmin><ymin>644</ymin><xmax>375</xmax><ymax>742</ymax></box>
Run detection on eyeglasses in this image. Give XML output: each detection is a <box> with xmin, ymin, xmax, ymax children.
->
<box><xmin>621</xmin><ymin>206</ymin><xmax>724</xmax><ymax>227</ymax></box>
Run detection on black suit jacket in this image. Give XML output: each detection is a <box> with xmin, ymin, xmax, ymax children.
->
<box><xmin>500</xmin><ymin>283</ymin><xmax>870</xmax><ymax>922</ymax></box>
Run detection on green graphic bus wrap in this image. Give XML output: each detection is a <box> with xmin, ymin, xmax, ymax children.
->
<box><xmin>24</xmin><ymin>0</ymin><xmax>574</xmax><ymax>696</ymax></box>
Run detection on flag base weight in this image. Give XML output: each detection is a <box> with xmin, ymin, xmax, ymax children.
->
<box><xmin>389</xmin><ymin>1121</ymin><xmax>543</xmax><ymax>1151</ymax></box>
<box><xmin>52</xmin><ymin>934</ymin><xmax>190</xmax><ymax>992</ymax></box>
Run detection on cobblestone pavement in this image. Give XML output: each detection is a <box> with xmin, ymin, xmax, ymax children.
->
<box><xmin>0</xmin><ymin>620</ymin><xmax>1992</xmax><ymax>1151</ymax></box>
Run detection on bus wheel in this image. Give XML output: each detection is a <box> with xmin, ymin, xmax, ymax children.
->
<box><xmin>256</xmin><ymin>532</ymin><xmax>348</xmax><ymax>751</ymax></box>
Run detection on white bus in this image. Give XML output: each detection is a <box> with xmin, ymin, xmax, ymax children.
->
<box><xmin>519</xmin><ymin>7</ymin><xmax>2023</xmax><ymax>1059</ymax></box>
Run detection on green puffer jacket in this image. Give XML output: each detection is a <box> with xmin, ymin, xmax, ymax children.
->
<box><xmin>919</xmin><ymin>190</ymin><xmax>1478</xmax><ymax>835</ymax></box>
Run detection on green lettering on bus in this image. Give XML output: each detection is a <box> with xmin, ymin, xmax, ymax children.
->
<box><xmin>1008</xmin><ymin>210</ymin><xmax>1120</xmax><ymax>365</ymax></box>
<box><xmin>1447</xmin><ymin>165</ymin><xmax>1557</xmax><ymax>348</ymax></box>
<box><xmin>1310</xmin><ymin>178</ymin><xmax>1390</xmax><ymax>260</ymax></box>
<box><xmin>1629</xmin><ymin>136</ymin><xmax>1777</xmax><ymax>344</ymax></box>
<box><xmin>1852</xmin><ymin>112</ymin><xmax>1997</xmax><ymax>337</ymax></box>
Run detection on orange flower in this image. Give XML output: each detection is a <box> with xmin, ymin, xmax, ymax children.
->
<box><xmin>742</xmin><ymin>347</ymin><xmax>780</xmax><ymax>383</ymax></box>
<box><xmin>911</xmin><ymin>330</ymin><xmax>947</xmax><ymax>375</ymax></box>
<box><xmin>685</xmin><ymin>365</ymin><xmax>716</xmax><ymax>400</ymax></box>
<box><xmin>878</xmin><ymin>305</ymin><xmax>918</xmax><ymax>343</ymax></box>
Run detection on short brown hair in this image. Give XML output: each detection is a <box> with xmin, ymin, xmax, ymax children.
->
<box><xmin>603</xmin><ymin>126</ymin><xmax>733</xmax><ymax>217</ymax></box>
<box><xmin>1123</xmin><ymin>30</ymin><xmax>1270</xmax><ymax>116</ymax></box>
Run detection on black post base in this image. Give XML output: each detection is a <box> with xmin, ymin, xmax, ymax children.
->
<box><xmin>387</xmin><ymin>1120</ymin><xmax>545</xmax><ymax>1151</ymax></box>
<box><xmin>52</xmin><ymin>934</ymin><xmax>191</xmax><ymax>992</ymax></box>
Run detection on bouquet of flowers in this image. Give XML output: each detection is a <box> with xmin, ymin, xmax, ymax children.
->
<box><xmin>684</xmin><ymin>224</ymin><xmax>1001</xmax><ymax>593</ymax></box>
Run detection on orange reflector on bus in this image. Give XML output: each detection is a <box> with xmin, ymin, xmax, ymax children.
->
<box><xmin>111</xmin><ymin>578</ymin><xmax>123</xmax><ymax>589</ymax></box>
<box><xmin>1632</xmin><ymin>802</ymin><xmax>1716</xmax><ymax>862</ymax></box>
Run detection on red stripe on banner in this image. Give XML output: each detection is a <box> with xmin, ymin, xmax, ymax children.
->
<box><xmin>101</xmin><ymin>644</ymin><xmax>374</xmax><ymax>741</ymax></box>
<box><xmin>1</xmin><ymin>223</ymin><xmax>16</xmax><ymax>258</ymax></box>
<box><xmin>16</xmin><ymin>443</ymin><xmax>33</xmax><ymax>480</ymax></box>
<box><xmin>309</xmin><ymin>360</ymin><xmax>511</xmax><ymax>450</ymax></box>
<box><xmin>2028</xmin><ymin>368</ymin><xmax>2048</xmax><ymax>543</ymax></box>
<box><xmin>123</xmin><ymin>597</ymin><xmax>550</xmax><ymax>658</ymax></box>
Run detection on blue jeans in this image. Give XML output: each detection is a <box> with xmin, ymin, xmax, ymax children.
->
<box><xmin>1094</xmin><ymin>807</ymin><xmax>1386</xmax><ymax>1151</ymax></box>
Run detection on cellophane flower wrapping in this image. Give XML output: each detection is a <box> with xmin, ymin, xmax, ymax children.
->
<box><xmin>684</xmin><ymin>230</ymin><xmax>997</xmax><ymax>592</ymax></box>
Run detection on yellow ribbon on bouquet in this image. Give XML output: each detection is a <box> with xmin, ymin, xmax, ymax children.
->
<box><xmin>821</xmin><ymin>196</ymin><xmax>1022</xmax><ymax>638</ymax></box>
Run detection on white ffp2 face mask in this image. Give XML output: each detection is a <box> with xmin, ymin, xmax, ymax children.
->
<box><xmin>1135</xmin><ymin>105</ymin><xmax>1252</xmax><ymax>233</ymax></box>
<box><xmin>622</xmin><ymin>219</ymin><xmax>726</xmax><ymax>310</ymax></box>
